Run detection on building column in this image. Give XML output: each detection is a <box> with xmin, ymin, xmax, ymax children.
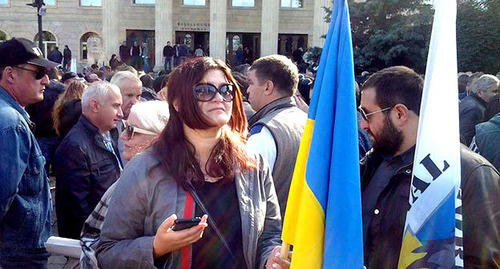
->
<box><xmin>155</xmin><ymin>0</ymin><xmax>173</xmax><ymax>72</ymax></box>
<box><xmin>209</xmin><ymin>0</ymin><xmax>227</xmax><ymax>61</ymax></box>
<box><xmin>102</xmin><ymin>0</ymin><xmax>119</xmax><ymax>62</ymax></box>
<box><xmin>261</xmin><ymin>0</ymin><xmax>279</xmax><ymax>56</ymax></box>
<box><xmin>313</xmin><ymin>0</ymin><xmax>332</xmax><ymax>47</ymax></box>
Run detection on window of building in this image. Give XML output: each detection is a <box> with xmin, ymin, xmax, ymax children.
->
<box><xmin>0</xmin><ymin>0</ymin><xmax>8</xmax><ymax>5</ymax></box>
<box><xmin>232</xmin><ymin>0</ymin><xmax>254</xmax><ymax>7</ymax></box>
<box><xmin>44</xmin><ymin>0</ymin><xmax>56</xmax><ymax>6</ymax></box>
<box><xmin>34</xmin><ymin>31</ymin><xmax>57</xmax><ymax>57</ymax></box>
<box><xmin>183</xmin><ymin>0</ymin><xmax>205</xmax><ymax>6</ymax></box>
<box><xmin>80</xmin><ymin>32</ymin><xmax>99</xmax><ymax>60</ymax></box>
<box><xmin>80</xmin><ymin>0</ymin><xmax>102</xmax><ymax>7</ymax></box>
<box><xmin>281</xmin><ymin>0</ymin><xmax>302</xmax><ymax>8</ymax></box>
<box><xmin>134</xmin><ymin>0</ymin><xmax>154</xmax><ymax>4</ymax></box>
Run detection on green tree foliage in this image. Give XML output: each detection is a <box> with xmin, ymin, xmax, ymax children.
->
<box><xmin>457</xmin><ymin>0</ymin><xmax>500</xmax><ymax>73</ymax></box>
<box><xmin>324</xmin><ymin>0</ymin><xmax>434</xmax><ymax>74</ymax></box>
<box><xmin>323</xmin><ymin>0</ymin><xmax>500</xmax><ymax>74</ymax></box>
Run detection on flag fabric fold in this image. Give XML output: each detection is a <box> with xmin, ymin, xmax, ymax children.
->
<box><xmin>398</xmin><ymin>0</ymin><xmax>463</xmax><ymax>267</ymax></box>
<box><xmin>281</xmin><ymin>0</ymin><xmax>364</xmax><ymax>267</ymax></box>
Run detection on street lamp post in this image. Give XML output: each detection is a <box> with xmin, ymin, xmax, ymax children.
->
<box><xmin>27</xmin><ymin>0</ymin><xmax>45</xmax><ymax>55</ymax></box>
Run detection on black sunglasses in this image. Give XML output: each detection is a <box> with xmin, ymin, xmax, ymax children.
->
<box><xmin>13</xmin><ymin>66</ymin><xmax>47</xmax><ymax>80</ymax></box>
<box><xmin>193</xmin><ymin>83</ymin><xmax>234</xmax><ymax>102</ymax></box>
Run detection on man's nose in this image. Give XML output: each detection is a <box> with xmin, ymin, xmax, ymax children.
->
<box><xmin>360</xmin><ymin>117</ymin><xmax>370</xmax><ymax>131</ymax></box>
<box><xmin>41</xmin><ymin>74</ymin><xmax>50</xmax><ymax>85</ymax></box>
<box><xmin>118</xmin><ymin>107</ymin><xmax>124</xmax><ymax>119</ymax></box>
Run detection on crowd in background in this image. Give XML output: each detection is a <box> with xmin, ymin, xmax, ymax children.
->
<box><xmin>1</xmin><ymin>37</ymin><xmax>499</xmax><ymax>269</ymax></box>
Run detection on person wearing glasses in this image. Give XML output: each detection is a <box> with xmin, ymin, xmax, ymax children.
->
<box><xmin>54</xmin><ymin>82</ymin><xmax>124</xmax><ymax>240</ymax></box>
<box><xmin>96</xmin><ymin>57</ymin><xmax>289</xmax><ymax>269</ymax></box>
<box><xmin>80</xmin><ymin>100</ymin><xmax>169</xmax><ymax>268</ymax></box>
<box><xmin>359</xmin><ymin>66</ymin><xmax>500</xmax><ymax>267</ymax></box>
<box><xmin>0</xmin><ymin>38</ymin><xmax>58</xmax><ymax>268</ymax></box>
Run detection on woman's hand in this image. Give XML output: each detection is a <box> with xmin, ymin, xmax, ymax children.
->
<box><xmin>153</xmin><ymin>214</ymin><xmax>208</xmax><ymax>258</ymax></box>
<box><xmin>266</xmin><ymin>246</ymin><xmax>291</xmax><ymax>269</ymax></box>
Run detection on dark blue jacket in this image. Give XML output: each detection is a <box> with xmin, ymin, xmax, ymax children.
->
<box><xmin>474</xmin><ymin>113</ymin><xmax>500</xmax><ymax>170</ymax></box>
<box><xmin>54</xmin><ymin>115</ymin><xmax>121</xmax><ymax>239</ymax></box>
<box><xmin>459</xmin><ymin>94</ymin><xmax>487</xmax><ymax>145</ymax></box>
<box><xmin>0</xmin><ymin>87</ymin><xmax>52</xmax><ymax>266</ymax></box>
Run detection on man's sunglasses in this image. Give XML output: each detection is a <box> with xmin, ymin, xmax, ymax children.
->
<box><xmin>13</xmin><ymin>66</ymin><xmax>47</xmax><ymax>80</ymax></box>
<box><xmin>193</xmin><ymin>83</ymin><xmax>234</xmax><ymax>102</ymax></box>
<box><xmin>358</xmin><ymin>106</ymin><xmax>392</xmax><ymax>121</ymax></box>
<box><xmin>122</xmin><ymin>121</ymin><xmax>157</xmax><ymax>139</ymax></box>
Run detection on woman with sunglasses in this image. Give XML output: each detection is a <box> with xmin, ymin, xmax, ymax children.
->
<box><xmin>96</xmin><ymin>57</ymin><xmax>288</xmax><ymax>269</ymax></box>
<box><xmin>121</xmin><ymin>100</ymin><xmax>169</xmax><ymax>162</ymax></box>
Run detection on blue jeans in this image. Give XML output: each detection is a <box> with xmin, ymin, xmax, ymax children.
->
<box><xmin>143</xmin><ymin>57</ymin><xmax>150</xmax><ymax>73</ymax></box>
<box><xmin>37</xmin><ymin>136</ymin><xmax>59</xmax><ymax>175</ymax></box>
<box><xmin>0</xmin><ymin>250</ymin><xmax>48</xmax><ymax>269</ymax></box>
<box><xmin>164</xmin><ymin>56</ymin><xmax>173</xmax><ymax>72</ymax></box>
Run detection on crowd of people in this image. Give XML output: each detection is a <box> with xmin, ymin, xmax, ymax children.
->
<box><xmin>0</xmin><ymin>37</ymin><xmax>499</xmax><ymax>269</ymax></box>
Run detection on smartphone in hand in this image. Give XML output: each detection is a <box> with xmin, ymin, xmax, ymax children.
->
<box><xmin>172</xmin><ymin>217</ymin><xmax>202</xmax><ymax>231</ymax></box>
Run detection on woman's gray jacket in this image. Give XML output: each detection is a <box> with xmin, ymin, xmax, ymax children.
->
<box><xmin>96</xmin><ymin>150</ymin><xmax>282</xmax><ymax>269</ymax></box>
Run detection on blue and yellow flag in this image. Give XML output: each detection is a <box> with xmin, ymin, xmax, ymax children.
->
<box><xmin>398</xmin><ymin>0</ymin><xmax>463</xmax><ymax>267</ymax></box>
<box><xmin>281</xmin><ymin>0</ymin><xmax>364</xmax><ymax>267</ymax></box>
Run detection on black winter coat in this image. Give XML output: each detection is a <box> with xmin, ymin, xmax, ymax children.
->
<box><xmin>54</xmin><ymin>116</ymin><xmax>122</xmax><ymax>239</ymax></box>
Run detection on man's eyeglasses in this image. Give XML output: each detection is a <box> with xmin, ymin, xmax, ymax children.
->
<box><xmin>13</xmin><ymin>66</ymin><xmax>47</xmax><ymax>80</ymax></box>
<box><xmin>122</xmin><ymin>121</ymin><xmax>157</xmax><ymax>139</ymax></box>
<box><xmin>358</xmin><ymin>106</ymin><xmax>392</xmax><ymax>121</ymax></box>
<box><xmin>193</xmin><ymin>83</ymin><xmax>234</xmax><ymax>102</ymax></box>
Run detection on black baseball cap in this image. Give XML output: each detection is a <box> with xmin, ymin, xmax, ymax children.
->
<box><xmin>61</xmin><ymin>72</ymin><xmax>78</xmax><ymax>83</ymax></box>
<box><xmin>0</xmin><ymin>38</ymin><xmax>59</xmax><ymax>69</ymax></box>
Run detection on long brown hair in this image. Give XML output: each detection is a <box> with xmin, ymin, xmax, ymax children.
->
<box><xmin>152</xmin><ymin>57</ymin><xmax>255</xmax><ymax>190</ymax></box>
<box><xmin>52</xmin><ymin>81</ymin><xmax>86</xmax><ymax>136</ymax></box>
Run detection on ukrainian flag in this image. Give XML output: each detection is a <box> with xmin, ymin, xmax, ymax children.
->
<box><xmin>281</xmin><ymin>0</ymin><xmax>364</xmax><ymax>267</ymax></box>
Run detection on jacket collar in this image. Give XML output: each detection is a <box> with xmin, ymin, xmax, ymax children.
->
<box><xmin>248</xmin><ymin>96</ymin><xmax>296</xmax><ymax>126</ymax></box>
<box><xmin>0</xmin><ymin>85</ymin><xmax>33</xmax><ymax>127</ymax></box>
<box><xmin>78</xmin><ymin>114</ymin><xmax>102</xmax><ymax>136</ymax></box>
<box><xmin>469</xmin><ymin>93</ymin><xmax>488</xmax><ymax>107</ymax></box>
<box><xmin>361</xmin><ymin>146</ymin><xmax>416</xmax><ymax>189</ymax></box>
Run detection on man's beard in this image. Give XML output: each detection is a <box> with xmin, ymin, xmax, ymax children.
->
<box><xmin>371</xmin><ymin>115</ymin><xmax>404</xmax><ymax>156</ymax></box>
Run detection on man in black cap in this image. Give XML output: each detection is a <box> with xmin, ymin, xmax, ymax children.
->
<box><xmin>0</xmin><ymin>37</ymin><xmax>58</xmax><ymax>268</ymax></box>
<box><xmin>61</xmin><ymin>71</ymin><xmax>78</xmax><ymax>85</ymax></box>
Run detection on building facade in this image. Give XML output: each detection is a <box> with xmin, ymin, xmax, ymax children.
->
<box><xmin>0</xmin><ymin>0</ymin><xmax>331</xmax><ymax>70</ymax></box>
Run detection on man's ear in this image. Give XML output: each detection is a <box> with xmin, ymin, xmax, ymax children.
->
<box><xmin>264</xmin><ymin>80</ymin><xmax>274</xmax><ymax>96</ymax></box>
<box><xmin>392</xmin><ymin>104</ymin><xmax>410</xmax><ymax>126</ymax></box>
<box><xmin>2</xmin><ymin>67</ymin><xmax>16</xmax><ymax>84</ymax></box>
<box><xmin>90</xmin><ymin>99</ymin><xmax>100</xmax><ymax>113</ymax></box>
